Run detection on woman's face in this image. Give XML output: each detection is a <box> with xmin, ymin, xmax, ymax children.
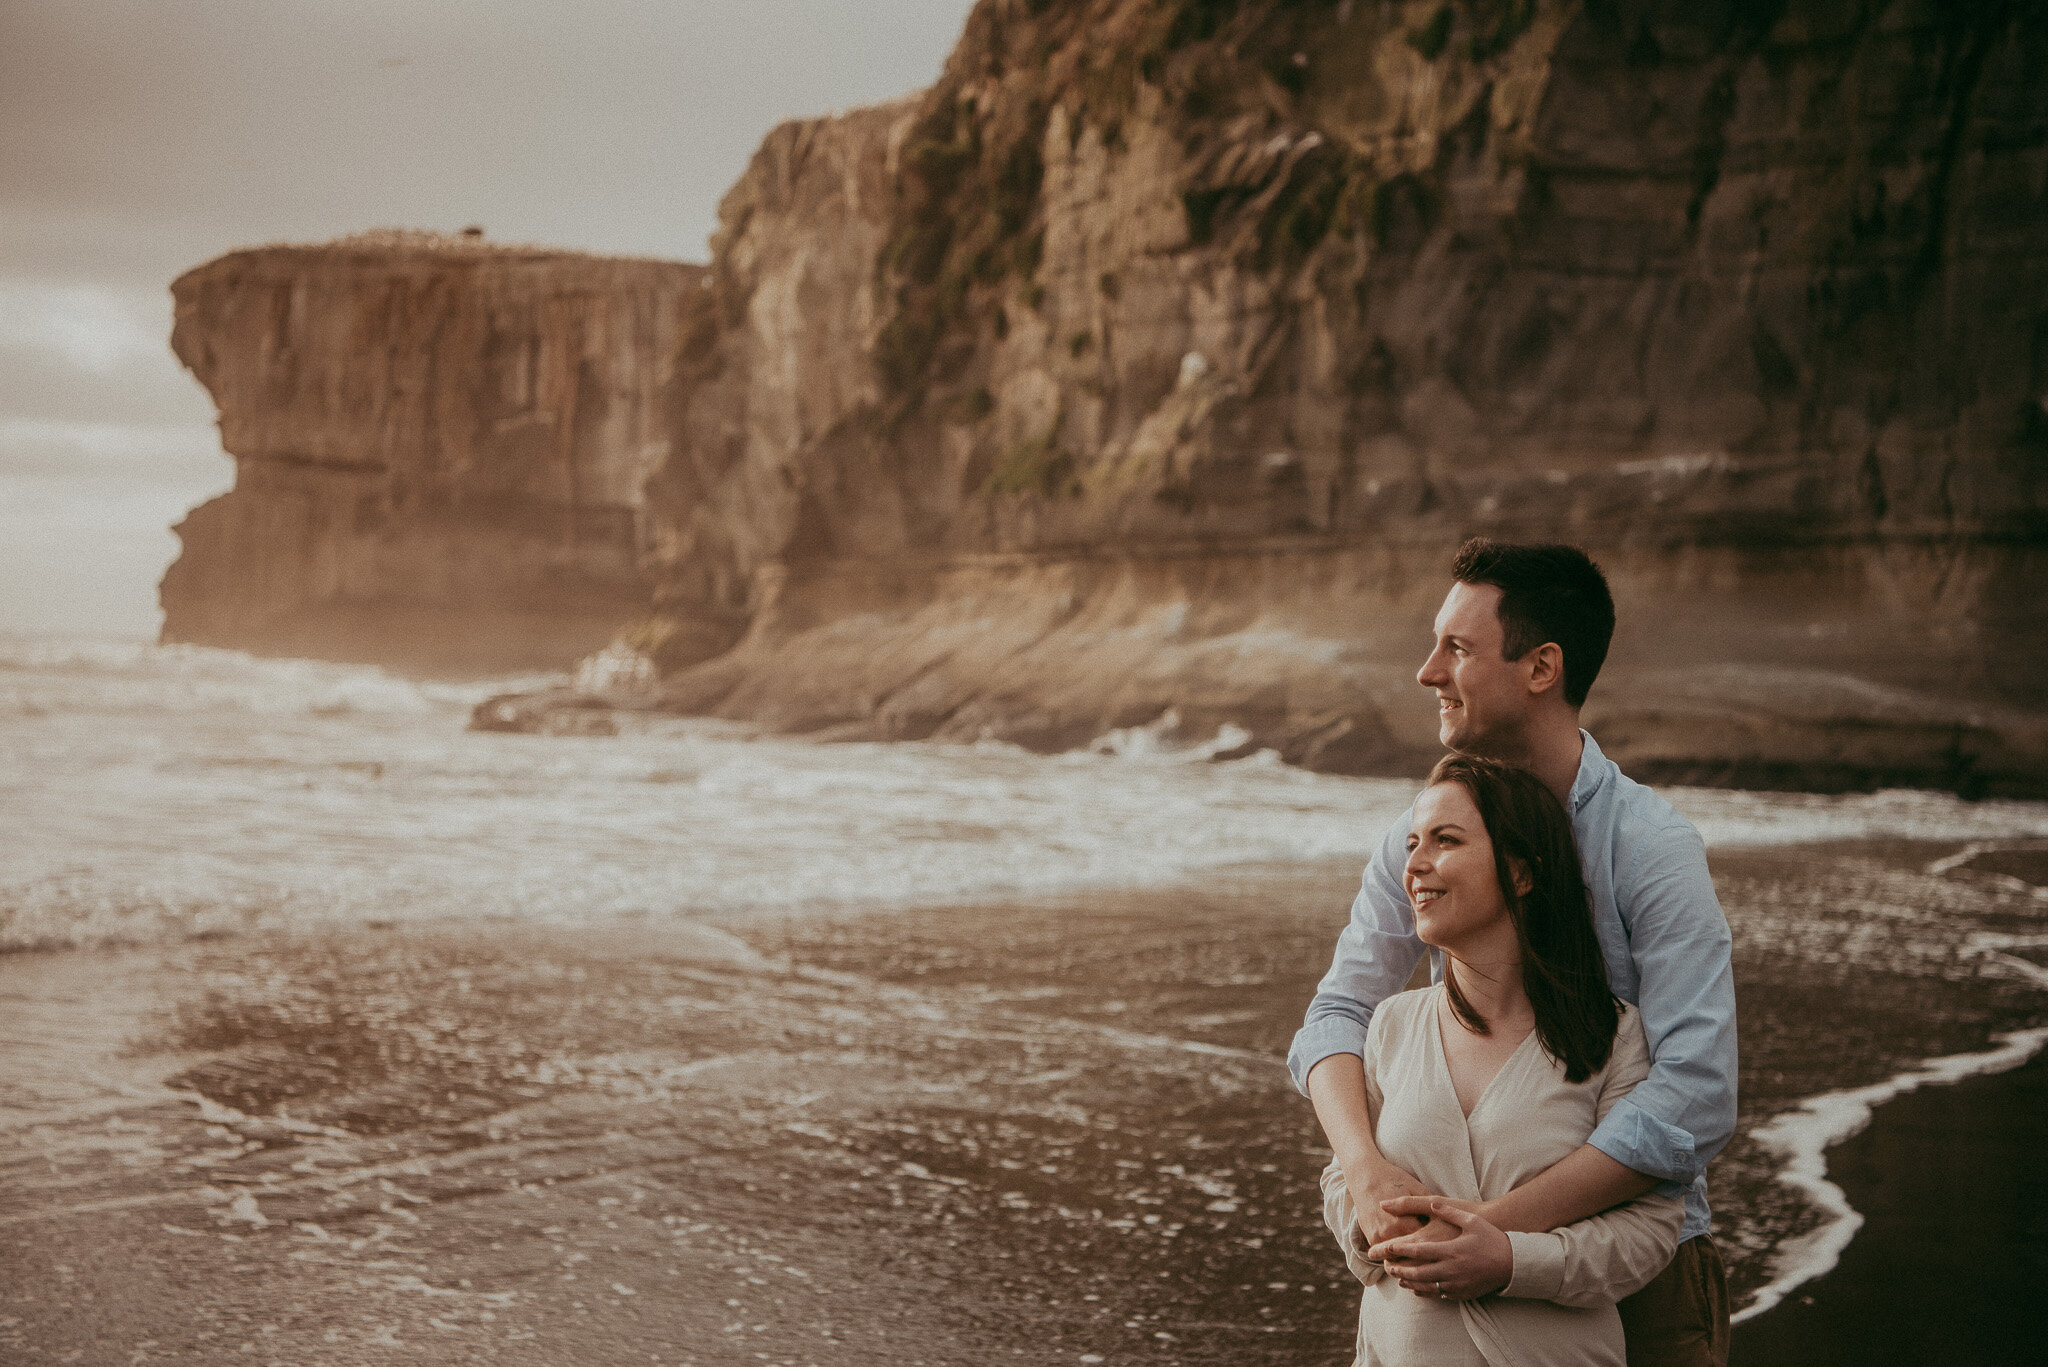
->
<box><xmin>1404</xmin><ymin>781</ymin><xmax>1510</xmax><ymax>952</ymax></box>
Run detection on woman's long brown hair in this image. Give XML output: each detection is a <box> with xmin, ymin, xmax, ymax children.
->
<box><xmin>1428</xmin><ymin>755</ymin><xmax>1618</xmax><ymax>1082</ymax></box>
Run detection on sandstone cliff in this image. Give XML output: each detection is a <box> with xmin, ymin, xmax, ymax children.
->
<box><xmin>620</xmin><ymin>0</ymin><xmax>2047</xmax><ymax>795</ymax></box>
<box><xmin>163</xmin><ymin>231</ymin><xmax>704</xmax><ymax>672</ymax></box>
<box><xmin>167</xmin><ymin>1</ymin><xmax>2048</xmax><ymax>794</ymax></box>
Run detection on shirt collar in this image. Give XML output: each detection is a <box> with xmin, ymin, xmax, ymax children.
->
<box><xmin>1568</xmin><ymin>728</ymin><xmax>1610</xmax><ymax>813</ymax></box>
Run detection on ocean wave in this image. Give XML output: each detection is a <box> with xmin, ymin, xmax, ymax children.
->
<box><xmin>1669</xmin><ymin>786</ymin><xmax>2048</xmax><ymax>849</ymax></box>
<box><xmin>7</xmin><ymin>640</ymin><xmax>2048</xmax><ymax>958</ymax></box>
<box><xmin>0</xmin><ymin>633</ymin><xmax>554</xmax><ymax>718</ymax></box>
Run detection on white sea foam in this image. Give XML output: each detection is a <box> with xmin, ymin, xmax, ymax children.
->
<box><xmin>6</xmin><ymin>639</ymin><xmax>2048</xmax><ymax>953</ymax></box>
<box><xmin>0</xmin><ymin>640</ymin><xmax>1421</xmax><ymax>951</ymax></box>
<box><xmin>1668</xmin><ymin>786</ymin><xmax>2048</xmax><ymax>850</ymax></box>
<box><xmin>1732</xmin><ymin>1025</ymin><xmax>2048</xmax><ymax>1324</ymax></box>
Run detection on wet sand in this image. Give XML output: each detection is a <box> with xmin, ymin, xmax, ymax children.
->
<box><xmin>1730</xmin><ymin>1048</ymin><xmax>2048</xmax><ymax>1366</ymax></box>
<box><xmin>4</xmin><ymin>844</ymin><xmax>2045</xmax><ymax>1364</ymax></box>
<box><xmin>0</xmin><ymin>866</ymin><xmax>1371</xmax><ymax>1366</ymax></box>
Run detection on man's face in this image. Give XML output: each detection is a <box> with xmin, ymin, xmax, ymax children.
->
<box><xmin>1416</xmin><ymin>581</ymin><xmax>1534</xmax><ymax>755</ymax></box>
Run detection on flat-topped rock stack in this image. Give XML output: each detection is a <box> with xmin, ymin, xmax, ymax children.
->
<box><xmin>163</xmin><ymin>232</ymin><xmax>705</xmax><ymax>672</ymax></box>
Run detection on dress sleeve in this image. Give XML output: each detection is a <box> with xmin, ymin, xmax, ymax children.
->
<box><xmin>1500</xmin><ymin>1008</ymin><xmax>1685</xmax><ymax>1308</ymax></box>
<box><xmin>1321</xmin><ymin>1159</ymin><xmax>1390</xmax><ymax>1287</ymax></box>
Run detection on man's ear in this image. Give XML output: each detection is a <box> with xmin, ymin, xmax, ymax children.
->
<box><xmin>1523</xmin><ymin>642</ymin><xmax>1564</xmax><ymax>697</ymax></box>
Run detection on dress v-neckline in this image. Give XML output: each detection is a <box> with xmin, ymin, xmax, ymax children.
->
<box><xmin>1430</xmin><ymin>988</ymin><xmax>1540</xmax><ymax>1122</ymax></box>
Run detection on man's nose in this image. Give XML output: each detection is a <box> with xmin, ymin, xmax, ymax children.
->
<box><xmin>1417</xmin><ymin>647</ymin><xmax>1447</xmax><ymax>687</ymax></box>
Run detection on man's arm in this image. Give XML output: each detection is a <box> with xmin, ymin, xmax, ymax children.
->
<box><xmin>1477</xmin><ymin>1145</ymin><xmax>1658</xmax><ymax>1232</ymax></box>
<box><xmin>1580</xmin><ymin>821</ymin><xmax>1738</xmax><ymax>1201</ymax></box>
<box><xmin>1289</xmin><ymin>817</ymin><xmax>1431</xmax><ymax>1246</ymax></box>
<box><xmin>1306</xmin><ymin>1052</ymin><xmax>1430</xmax><ymax>1245</ymax></box>
<box><xmin>1286</xmin><ymin>818</ymin><xmax>1429</xmax><ymax>1095</ymax></box>
<box><xmin>1370</xmin><ymin>1148</ymin><xmax>1658</xmax><ymax>1297</ymax></box>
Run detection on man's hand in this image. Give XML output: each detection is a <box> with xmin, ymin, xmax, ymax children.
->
<box><xmin>1368</xmin><ymin>1197</ymin><xmax>1513</xmax><ymax>1300</ymax></box>
<box><xmin>1344</xmin><ymin>1160</ymin><xmax>1430</xmax><ymax>1248</ymax></box>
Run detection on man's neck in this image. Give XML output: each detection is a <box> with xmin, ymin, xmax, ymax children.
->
<box><xmin>1472</xmin><ymin>715</ymin><xmax>1586</xmax><ymax>808</ymax></box>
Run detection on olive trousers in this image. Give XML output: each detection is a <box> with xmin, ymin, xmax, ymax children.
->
<box><xmin>1618</xmin><ymin>1235</ymin><xmax>1729</xmax><ymax>1367</ymax></box>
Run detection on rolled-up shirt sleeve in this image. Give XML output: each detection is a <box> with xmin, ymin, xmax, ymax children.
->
<box><xmin>1287</xmin><ymin>815</ymin><xmax>1426</xmax><ymax>1095</ymax></box>
<box><xmin>1586</xmin><ymin>821</ymin><xmax>1738</xmax><ymax>1190</ymax></box>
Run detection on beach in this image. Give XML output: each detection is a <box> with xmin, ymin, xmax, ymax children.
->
<box><xmin>4</xmin><ymin>641</ymin><xmax>2048</xmax><ymax>1363</ymax></box>
<box><xmin>6</xmin><ymin>860</ymin><xmax>2046</xmax><ymax>1364</ymax></box>
<box><xmin>1731</xmin><ymin>1045</ymin><xmax>2048</xmax><ymax>1366</ymax></box>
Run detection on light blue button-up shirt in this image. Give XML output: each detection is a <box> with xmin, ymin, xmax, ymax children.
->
<box><xmin>1287</xmin><ymin>731</ymin><xmax>1738</xmax><ymax>1243</ymax></box>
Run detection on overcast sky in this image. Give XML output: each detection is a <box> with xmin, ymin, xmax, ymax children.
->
<box><xmin>0</xmin><ymin>0</ymin><xmax>975</xmax><ymax>638</ymax></box>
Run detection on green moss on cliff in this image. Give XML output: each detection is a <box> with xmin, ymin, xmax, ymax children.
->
<box><xmin>984</xmin><ymin>430</ymin><xmax>1076</xmax><ymax>497</ymax></box>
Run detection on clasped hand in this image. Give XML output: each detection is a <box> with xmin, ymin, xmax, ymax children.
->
<box><xmin>1365</xmin><ymin>1196</ymin><xmax>1512</xmax><ymax>1301</ymax></box>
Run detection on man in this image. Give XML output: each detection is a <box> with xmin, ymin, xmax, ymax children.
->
<box><xmin>1289</xmin><ymin>539</ymin><xmax>1737</xmax><ymax>1366</ymax></box>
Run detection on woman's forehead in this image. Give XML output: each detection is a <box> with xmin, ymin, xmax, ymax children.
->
<box><xmin>1413</xmin><ymin>780</ymin><xmax>1481</xmax><ymax>828</ymax></box>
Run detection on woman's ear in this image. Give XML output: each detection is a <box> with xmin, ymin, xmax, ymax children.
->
<box><xmin>1508</xmin><ymin>858</ymin><xmax>1534</xmax><ymax>897</ymax></box>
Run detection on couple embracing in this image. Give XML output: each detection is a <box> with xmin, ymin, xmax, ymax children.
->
<box><xmin>1291</xmin><ymin>541</ymin><xmax>1737</xmax><ymax>1367</ymax></box>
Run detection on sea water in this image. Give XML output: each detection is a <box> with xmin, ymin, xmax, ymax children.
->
<box><xmin>4</xmin><ymin>632</ymin><xmax>2048</xmax><ymax>1359</ymax></box>
<box><xmin>5</xmin><ymin>632</ymin><xmax>2045</xmax><ymax>954</ymax></box>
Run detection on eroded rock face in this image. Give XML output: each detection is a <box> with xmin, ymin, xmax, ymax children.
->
<box><xmin>624</xmin><ymin>0</ymin><xmax>2047</xmax><ymax>793</ymax></box>
<box><xmin>162</xmin><ymin>231</ymin><xmax>705</xmax><ymax>673</ymax></box>
<box><xmin>641</xmin><ymin>99</ymin><xmax>919</xmax><ymax>656</ymax></box>
<box><xmin>672</xmin><ymin>0</ymin><xmax>2048</xmax><ymax>563</ymax></box>
<box><xmin>166</xmin><ymin>2</ymin><xmax>2048</xmax><ymax>791</ymax></box>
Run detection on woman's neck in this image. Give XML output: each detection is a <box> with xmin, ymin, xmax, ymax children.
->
<box><xmin>1443</xmin><ymin>950</ymin><xmax>1531</xmax><ymax>1032</ymax></box>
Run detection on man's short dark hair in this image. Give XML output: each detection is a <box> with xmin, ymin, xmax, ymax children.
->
<box><xmin>1450</xmin><ymin>539</ymin><xmax>1615</xmax><ymax>708</ymax></box>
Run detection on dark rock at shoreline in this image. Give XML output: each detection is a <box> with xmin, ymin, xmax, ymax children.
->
<box><xmin>470</xmin><ymin>689</ymin><xmax>620</xmax><ymax>737</ymax></box>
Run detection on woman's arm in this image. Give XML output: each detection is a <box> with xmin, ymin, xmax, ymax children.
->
<box><xmin>1495</xmin><ymin>1192</ymin><xmax>1683</xmax><ymax>1308</ymax></box>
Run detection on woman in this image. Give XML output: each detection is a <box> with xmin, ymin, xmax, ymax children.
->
<box><xmin>1319</xmin><ymin>755</ymin><xmax>1681</xmax><ymax>1367</ymax></box>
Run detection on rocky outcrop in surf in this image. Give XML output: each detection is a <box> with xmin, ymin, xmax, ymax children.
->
<box><xmin>162</xmin><ymin>230</ymin><xmax>704</xmax><ymax>673</ymax></box>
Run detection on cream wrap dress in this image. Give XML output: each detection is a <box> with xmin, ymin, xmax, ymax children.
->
<box><xmin>1321</xmin><ymin>988</ymin><xmax>1683</xmax><ymax>1367</ymax></box>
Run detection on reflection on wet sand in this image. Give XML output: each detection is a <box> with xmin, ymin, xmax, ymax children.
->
<box><xmin>2</xmin><ymin>844</ymin><xmax>2044</xmax><ymax>1364</ymax></box>
<box><xmin>1</xmin><ymin>868</ymin><xmax>1365</xmax><ymax>1365</ymax></box>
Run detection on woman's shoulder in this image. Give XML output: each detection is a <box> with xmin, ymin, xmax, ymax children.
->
<box><xmin>1367</xmin><ymin>986</ymin><xmax>1437</xmax><ymax>1039</ymax></box>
